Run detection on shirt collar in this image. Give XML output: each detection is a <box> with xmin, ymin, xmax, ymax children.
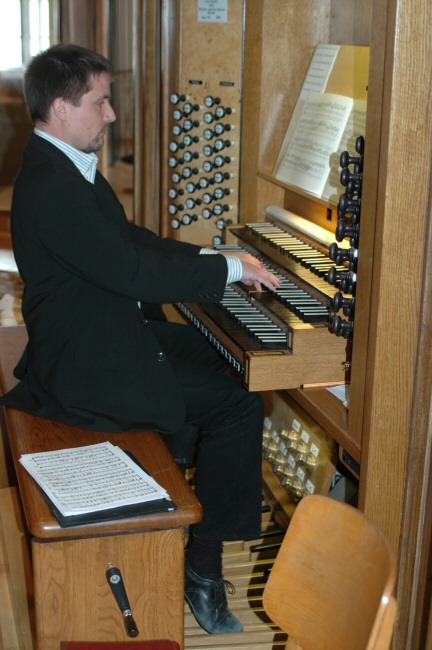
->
<box><xmin>34</xmin><ymin>129</ymin><xmax>99</xmax><ymax>184</ymax></box>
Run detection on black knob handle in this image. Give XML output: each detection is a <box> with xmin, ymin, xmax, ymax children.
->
<box><xmin>215</xmin><ymin>106</ymin><xmax>232</xmax><ymax>119</ymax></box>
<box><xmin>340</xmin><ymin>167</ymin><xmax>363</xmax><ymax>187</ymax></box>
<box><xmin>106</xmin><ymin>563</ymin><xmax>139</xmax><ymax>638</ymax></box>
<box><xmin>198</xmin><ymin>176</ymin><xmax>213</xmax><ymax>189</ymax></box>
<box><xmin>214</xmin><ymin>155</ymin><xmax>231</xmax><ymax>168</ymax></box>
<box><xmin>340</xmin><ymin>150</ymin><xmax>363</xmax><ymax>170</ymax></box>
<box><xmin>215</xmin><ymin>122</ymin><xmax>232</xmax><ymax>135</ymax></box>
<box><xmin>327</xmin><ymin>267</ymin><xmax>356</xmax><ymax>289</ymax></box>
<box><xmin>183</xmin><ymin>102</ymin><xmax>199</xmax><ymax>114</ymax></box>
<box><xmin>329</xmin><ymin>242</ymin><xmax>358</xmax><ymax>266</ymax></box>
<box><xmin>337</xmin><ymin>193</ymin><xmax>361</xmax><ymax>217</ymax></box>
<box><xmin>213</xmin><ymin>203</ymin><xmax>230</xmax><ymax>216</ymax></box>
<box><xmin>332</xmin><ymin>291</ymin><xmax>356</xmax><ymax>317</ymax></box>
<box><xmin>356</xmin><ymin>135</ymin><xmax>365</xmax><ymax>155</ymax></box>
<box><xmin>336</xmin><ymin>218</ymin><xmax>360</xmax><ymax>246</ymax></box>
<box><xmin>168</xmin><ymin>187</ymin><xmax>184</xmax><ymax>199</ymax></box>
<box><xmin>331</xmin><ymin>315</ymin><xmax>354</xmax><ymax>339</ymax></box>
<box><xmin>182</xmin><ymin>213</ymin><xmax>198</xmax><ymax>225</ymax></box>
<box><xmin>345</xmin><ymin>178</ymin><xmax>362</xmax><ymax>198</ymax></box>
<box><xmin>214</xmin><ymin>138</ymin><xmax>231</xmax><ymax>151</ymax></box>
<box><xmin>170</xmin><ymin>92</ymin><xmax>186</xmax><ymax>105</ymax></box>
<box><xmin>214</xmin><ymin>171</ymin><xmax>230</xmax><ymax>184</ymax></box>
<box><xmin>204</xmin><ymin>95</ymin><xmax>220</xmax><ymax>107</ymax></box>
<box><xmin>171</xmin><ymin>218</ymin><xmax>181</xmax><ymax>229</ymax></box>
<box><xmin>183</xmin><ymin>134</ymin><xmax>200</xmax><ymax>146</ymax></box>
<box><xmin>183</xmin><ymin>150</ymin><xmax>199</xmax><ymax>163</ymax></box>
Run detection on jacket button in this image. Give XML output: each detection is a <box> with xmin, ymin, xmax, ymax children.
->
<box><xmin>141</xmin><ymin>318</ymin><xmax>149</xmax><ymax>326</ymax></box>
<box><xmin>157</xmin><ymin>352</ymin><xmax>166</xmax><ymax>362</ymax></box>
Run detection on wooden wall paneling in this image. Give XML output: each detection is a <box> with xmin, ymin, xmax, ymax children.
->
<box><xmin>241</xmin><ymin>0</ymin><xmax>329</xmax><ymax>222</ymax></box>
<box><xmin>133</xmin><ymin>0</ymin><xmax>162</xmax><ymax>232</ymax></box>
<box><xmin>96</xmin><ymin>0</ymin><xmax>110</xmax><ymax>177</ymax></box>
<box><xmin>329</xmin><ymin>0</ymin><xmax>372</xmax><ymax>46</ymax></box>
<box><xmin>159</xmin><ymin>0</ymin><xmax>181</xmax><ymax>237</ymax></box>
<box><xmin>346</xmin><ymin>0</ymin><xmax>388</xmax><ymax>454</ymax></box>
<box><xmin>237</xmin><ymin>2</ymin><xmax>263</xmax><ymax>223</ymax></box>
<box><xmin>358</xmin><ymin>0</ymin><xmax>432</xmax><ymax>647</ymax></box>
<box><xmin>397</xmin><ymin>191</ymin><xmax>432</xmax><ymax>650</ymax></box>
<box><xmin>242</xmin><ymin>0</ymin><xmax>332</xmax><ymax>223</ymax></box>
<box><xmin>257</xmin><ymin>1</ymin><xmax>331</xmax><ymax>178</ymax></box>
<box><xmin>59</xmin><ymin>0</ymin><xmax>95</xmax><ymax>46</ymax></box>
<box><xmin>360</xmin><ymin>0</ymin><xmax>432</xmax><ymax>540</ymax></box>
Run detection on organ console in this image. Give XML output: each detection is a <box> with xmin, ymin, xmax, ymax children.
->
<box><xmin>176</xmin><ymin>206</ymin><xmax>350</xmax><ymax>391</ymax></box>
<box><xmin>130</xmin><ymin>1</ymin><xmax>432</xmax><ymax>646</ymax></box>
<box><xmin>159</xmin><ymin>10</ymin><xmax>370</xmax><ymax>547</ymax></box>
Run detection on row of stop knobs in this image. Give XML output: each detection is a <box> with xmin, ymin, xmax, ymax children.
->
<box><xmin>328</xmin><ymin>135</ymin><xmax>365</xmax><ymax>339</ymax></box>
<box><xmin>168</xmin><ymin>93</ymin><xmax>236</xmax><ymax>240</ymax></box>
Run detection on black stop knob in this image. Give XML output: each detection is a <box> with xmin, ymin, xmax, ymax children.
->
<box><xmin>331</xmin><ymin>315</ymin><xmax>354</xmax><ymax>339</ymax></box>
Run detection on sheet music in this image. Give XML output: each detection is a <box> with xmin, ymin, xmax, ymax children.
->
<box><xmin>300</xmin><ymin>44</ymin><xmax>340</xmax><ymax>101</ymax></box>
<box><xmin>321</xmin><ymin>99</ymin><xmax>367</xmax><ymax>203</ymax></box>
<box><xmin>19</xmin><ymin>441</ymin><xmax>171</xmax><ymax>516</ymax></box>
<box><xmin>327</xmin><ymin>384</ymin><xmax>350</xmax><ymax>408</ymax></box>
<box><xmin>276</xmin><ymin>92</ymin><xmax>353</xmax><ymax>195</ymax></box>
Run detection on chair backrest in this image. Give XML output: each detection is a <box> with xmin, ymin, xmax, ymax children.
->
<box><xmin>262</xmin><ymin>495</ymin><xmax>397</xmax><ymax>650</ymax></box>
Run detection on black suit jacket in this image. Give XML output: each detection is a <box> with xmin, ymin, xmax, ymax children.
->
<box><xmin>1</xmin><ymin>134</ymin><xmax>227</xmax><ymax>432</ymax></box>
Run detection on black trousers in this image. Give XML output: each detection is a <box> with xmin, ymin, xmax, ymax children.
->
<box><xmin>151</xmin><ymin>320</ymin><xmax>264</xmax><ymax>542</ymax></box>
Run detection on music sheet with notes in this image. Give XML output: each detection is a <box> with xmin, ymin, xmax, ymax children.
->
<box><xmin>276</xmin><ymin>91</ymin><xmax>354</xmax><ymax>195</ymax></box>
<box><xmin>19</xmin><ymin>441</ymin><xmax>172</xmax><ymax>517</ymax></box>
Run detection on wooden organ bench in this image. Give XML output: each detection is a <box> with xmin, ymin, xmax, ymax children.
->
<box><xmin>0</xmin><ymin>325</ymin><xmax>202</xmax><ymax>650</ymax></box>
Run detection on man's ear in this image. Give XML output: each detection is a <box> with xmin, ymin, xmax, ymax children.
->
<box><xmin>52</xmin><ymin>97</ymin><xmax>68</xmax><ymax>121</ymax></box>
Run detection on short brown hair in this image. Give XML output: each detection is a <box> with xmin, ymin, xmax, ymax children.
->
<box><xmin>24</xmin><ymin>43</ymin><xmax>113</xmax><ymax>123</ymax></box>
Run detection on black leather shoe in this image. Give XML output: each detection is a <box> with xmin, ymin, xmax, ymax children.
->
<box><xmin>185</xmin><ymin>560</ymin><xmax>244</xmax><ymax>634</ymax></box>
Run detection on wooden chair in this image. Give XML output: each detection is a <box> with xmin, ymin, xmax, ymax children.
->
<box><xmin>262</xmin><ymin>495</ymin><xmax>397</xmax><ymax>650</ymax></box>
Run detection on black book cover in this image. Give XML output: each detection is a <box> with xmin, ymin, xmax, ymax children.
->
<box><xmin>39</xmin><ymin>451</ymin><xmax>178</xmax><ymax>528</ymax></box>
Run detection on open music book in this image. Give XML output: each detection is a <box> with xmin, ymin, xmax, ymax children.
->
<box><xmin>274</xmin><ymin>43</ymin><xmax>369</xmax><ymax>205</ymax></box>
<box><xmin>19</xmin><ymin>441</ymin><xmax>178</xmax><ymax>527</ymax></box>
<box><xmin>275</xmin><ymin>91</ymin><xmax>366</xmax><ymax>202</ymax></box>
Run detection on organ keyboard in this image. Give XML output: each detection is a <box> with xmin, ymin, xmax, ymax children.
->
<box><xmin>176</xmin><ymin>207</ymin><xmax>349</xmax><ymax>391</ymax></box>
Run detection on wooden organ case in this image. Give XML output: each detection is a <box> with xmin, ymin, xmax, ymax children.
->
<box><xmin>133</xmin><ymin>1</ymin><xmax>432</xmax><ymax>648</ymax></box>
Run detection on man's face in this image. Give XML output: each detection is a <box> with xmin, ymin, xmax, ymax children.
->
<box><xmin>63</xmin><ymin>72</ymin><xmax>116</xmax><ymax>153</ymax></box>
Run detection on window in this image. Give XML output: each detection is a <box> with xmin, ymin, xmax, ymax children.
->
<box><xmin>0</xmin><ymin>0</ymin><xmax>51</xmax><ymax>70</ymax></box>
